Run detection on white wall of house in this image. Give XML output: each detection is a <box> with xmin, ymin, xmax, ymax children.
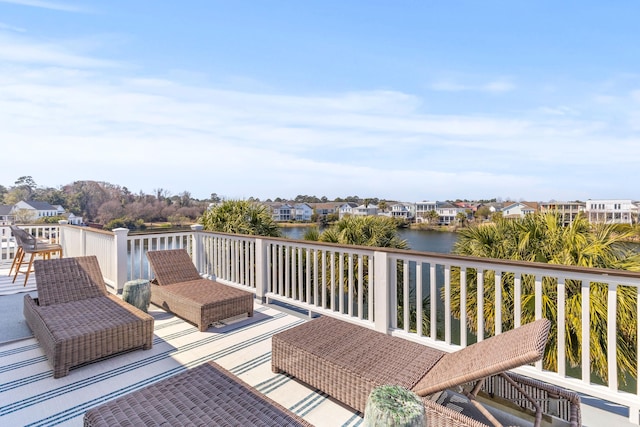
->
<box><xmin>585</xmin><ymin>199</ymin><xmax>637</xmax><ymax>224</ymax></box>
<box><xmin>12</xmin><ymin>201</ymin><xmax>58</xmax><ymax>223</ymax></box>
<box><xmin>501</xmin><ymin>202</ymin><xmax>536</xmax><ymax>218</ymax></box>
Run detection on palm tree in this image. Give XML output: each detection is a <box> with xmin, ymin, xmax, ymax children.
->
<box><xmin>198</xmin><ymin>200</ymin><xmax>281</xmax><ymax>237</ymax></box>
<box><xmin>313</xmin><ymin>215</ymin><xmax>408</xmax><ymax>249</ymax></box>
<box><xmin>305</xmin><ymin>215</ymin><xmax>413</xmax><ymax>325</ymax></box>
<box><xmin>449</xmin><ymin>212</ymin><xmax>640</xmax><ymax>383</ymax></box>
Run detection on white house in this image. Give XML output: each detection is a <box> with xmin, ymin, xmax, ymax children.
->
<box><xmin>585</xmin><ymin>199</ymin><xmax>637</xmax><ymax>224</ymax></box>
<box><xmin>0</xmin><ymin>205</ymin><xmax>13</xmax><ymax>225</ymax></box>
<box><xmin>539</xmin><ymin>201</ymin><xmax>585</xmax><ymax>226</ymax></box>
<box><xmin>414</xmin><ymin>201</ymin><xmax>437</xmax><ymax>223</ymax></box>
<box><xmin>353</xmin><ymin>203</ymin><xmax>378</xmax><ymax>216</ymax></box>
<box><xmin>390</xmin><ymin>203</ymin><xmax>414</xmax><ymax>220</ymax></box>
<box><xmin>501</xmin><ymin>202</ymin><xmax>538</xmax><ymax>219</ymax></box>
<box><xmin>338</xmin><ymin>203</ymin><xmax>358</xmax><ymax>219</ymax></box>
<box><xmin>12</xmin><ymin>200</ymin><xmax>60</xmax><ymax>223</ymax></box>
<box><xmin>435</xmin><ymin>202</ymin><xmax>467</xmax><ymax>225</ymax></box>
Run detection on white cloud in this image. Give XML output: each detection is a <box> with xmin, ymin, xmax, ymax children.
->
<box><xmin>0</xmin><ymin>30</ymin><xmax>638</xmax><ymax>201</ymax></box>
<box><xmin>0</xmin><ymin>22</ymin><xmax>26</xmax><ymax>32</ymax></box>
<box><xmin>0</xmin><ymin>0</ymin><xmax>87</xmax><ymax>12</ymax></box>
<box><xmin>430</xmin><ymin>78</ymin><xmax>515</xmax><ymax>93</ymax></box>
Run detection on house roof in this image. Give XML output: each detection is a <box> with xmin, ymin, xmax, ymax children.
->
<box><xmin>21</xmin><ymin>200</ymin><xmax>56</xmax><ymax>211</ymax></box>
<box><xmin>0</xmin><ymin>204</ymin><xmax>13</xmax><ymax>215</ymax></box>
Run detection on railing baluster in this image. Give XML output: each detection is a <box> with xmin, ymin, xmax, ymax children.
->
<box><xmin>608</xmin><ymin>282</ymin><xmax>618</xmax><ymax>392</ymax></box>
<box><xmin>416</xmin><ymin>262</ymin><xmax>423</xmax><ymax>337</ymax></box>
<box><xmin>460</xmin><ymin>267</ymin><xmax>467</xmax><ymax>347</ymax></box>
<box><xmin>495</xmin><ymin>271</ymin><xmax>502</xmax><ymax>335</ymax></box>
<box><xmin>557</xmin><ymin>277</ymin><xmax>566</xmax><ymax>377</ymax></box>
<box><xmin>582</xmin><ymin>281</ymin><xmax>591</xmax><ymax>384</ymax></box>
<box><xmin>444</xmin><ymin>264</ymin><xmax>451</xmax><ymax>344</ymax></box>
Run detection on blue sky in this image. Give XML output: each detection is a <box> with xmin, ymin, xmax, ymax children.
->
<box><xmin>1</xmin><ymin>1</ymin><xmax>639</xmax><ymax>202</ymax></box>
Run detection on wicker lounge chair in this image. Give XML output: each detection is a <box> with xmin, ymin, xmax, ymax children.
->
<box><xmin>146</xmin><ymin>249</ymin><xmax>254</xmax><ymax>331</ymax></box>
<box><xmin>272</xmin><ymin>316</ymin><xmax>581</xmax><ymax>427</ymax></box>
<box><xmin>24</xmin><ymin>256</ymin><xmax>154</xmax><ymax>378</ymax></box>
<box><xmin>84</xmin><ymin>361</ymin><xmax>313</xmax><ymax>426</ymax></box>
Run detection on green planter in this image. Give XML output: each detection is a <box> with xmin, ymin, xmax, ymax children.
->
<box><xmin>122</xmin><ymin>279</ymin><xmax>151</xmax><ymax>313</ymax></box>
<box><xmin>364</xmin><ymin>385</ymin><xmax>425</xmax><ymax>426</ymax></box>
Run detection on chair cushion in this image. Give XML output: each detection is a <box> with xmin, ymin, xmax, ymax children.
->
<box><xmin>413</xmin><ymin>318</ymin><xmax>550</xmax><ymax>396</ymax></box>
<box><xmin>35</xmin><ymin>295</ymin><xmax>148</xmax><ymax>340</ymax></box>
<box><xmin>34</xmin><ymin>256</ymin><xmax>108</xmax><ymax>306</ymax></box>
<box><xmin>147</xmin><ymin>249</ymin><xmax>202</xmax><ymax>285</ymax></box>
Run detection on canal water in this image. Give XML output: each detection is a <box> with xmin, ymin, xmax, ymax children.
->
<box><xmin>280</xmin><ymin>226</ymin><xmax>458</xmax><ymax>254</ymax></box>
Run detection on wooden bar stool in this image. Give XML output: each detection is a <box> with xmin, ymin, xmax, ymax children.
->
<box><xmin>10</xmin><ymin>227</ymin><xmax>63</xmax><ymax>286</ymax></box>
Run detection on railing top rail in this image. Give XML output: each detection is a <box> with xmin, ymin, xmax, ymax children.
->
<box><xmin>387</xmin><ymin>247</ymin><xmax>640</xmax><ymax>280</ymax></box>
<box><xmin>83</xmin><ymin>226</ymin><xmax>640</xmax><ymax>282</ymax></box>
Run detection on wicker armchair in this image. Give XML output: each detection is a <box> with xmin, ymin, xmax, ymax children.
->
<box><xmin>272</xmin><ymin>316</ymin><xmax>581</xmax><ymax>427</ymax></box>
<box><xmin>24</xmin><ymin>256</ymin><xmax>154</xmax><ymax>378</ymax></box>
<box><xmin>146</xmin><ymin>249</ymin><xmax>254</xmax><ymax>331</ymax></box>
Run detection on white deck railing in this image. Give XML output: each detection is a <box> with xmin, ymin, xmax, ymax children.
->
<box><xmin>4</xmin><ymin>224</ymin><xmax>640</xmax><ymax>423</ymax></box>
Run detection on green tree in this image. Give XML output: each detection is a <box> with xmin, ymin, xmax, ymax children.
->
<box><xmin>310</xmin><ymin>215</ymin><xmax>408</xmax><ymax>249</ymax></box>
<box><xmin>455</xmin><ymin>211</ymin><xmax>467</xmax><ymax>226</ymax></box>
<box><xmin>426</xmin><ymin>210</ymin><xmax>439</xmax><ymax>225</ymax></box>
<box><xmin>199</xmin><ymin>200</ymin><xmax>281</xmax><ymax>237</ymax></box>
<box><xmin>449</xmin><ymin>212</ymin><xmax>640</xmax><ymax>383</ymax></box>
<box><xmin>475</xmin><ymin>205</ymin><xmax>491</xmax><ymax>220</ymax></box>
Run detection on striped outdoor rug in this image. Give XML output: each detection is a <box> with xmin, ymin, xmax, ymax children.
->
<box><xmin>0</xmin><ymin>304</ymin><xmax>363</xmax><ymax>427</ymax></box>
<box><xmin>0</xmin><ymin>268</ymin><xmax>37</xmax><ymax>296</ymax></box>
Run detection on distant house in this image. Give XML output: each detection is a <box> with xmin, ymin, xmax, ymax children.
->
<box><xmin>12</xmin><ymin>200</ymin><xmax>60</xmax><ymax>223</ymax></box>
<box><xmin>62</xmin><ymin>212</ymin><xmax>84</xmax><ymax>225</ymax></box>
<box><xmin>390</xmin><ymin>203</ymin><xmax>414</xmax><ymax>220</ymax></box>
<box><xmin>8</xmin><ymin>200</ymin><xmax>83</xmax><ymax>225</ymax></box>
<box><xmin>307</xmin><ymin>202</ymin><xmax>340</xmax><ymax>221</ymax></box>
<box><xmin>353</xmin><ymin>203</ymin><xmax>378</xmax><ymax>217</ymax></box>
<box><xmin>338</xmin><ymin>202</ymin><xmax>358</xmax><ymax>219</ymax></box>
<box><xmin>0</xmin><ymin>205</ymin><xmax>14</xmax><ymax>225</ymax></box>
<box><xmin>435</xmin><ymin>202</ymin><xmax>467</xmax><ymax>225</ymax></box>
<box><xmin>585</xmin><ymin>199</ymin><xmax>637</xmax><ymax>224</ymax></box>
<box><xmin>501</xmin><ymin>202</ymin><xmax>538</xmax><ymax>219</ymax></box>
<box><xmin>539</xmin><ymin>201</ymin><xmax>585</xmax><ymax>226</ymax></box>
<box><xmin>414</xmin><ymin>201</ymin><xmax>437</xmax><ymax>223</ymax></box>
<box><xmin>265</xmin><ymin>202</ymin><xmax>293</xmax><ymax>222</ymax></box>
<box><xmin>293</xmin><ymin>203</ymin><xmax>313</xmax><ymax>222</ymax></box>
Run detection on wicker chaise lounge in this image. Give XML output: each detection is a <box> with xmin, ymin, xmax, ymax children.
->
<box><xmin>272</xmin><ymin>316</ymin><xmax>581</xmax><ymax>427</ymax></box>
<box><xmin>84</xmin><ymin>361</ymin><xmax>313</xmax><ymax>426</ymax></box>
<box><xmin>146</xmin><ymin>249</ymin><xmax>254</xmax><ymax>331</ymax></box>
<box><xmin>24</xmin><ymin>256</ymin><xmax>154</xmax><ymax>378</ymax></box>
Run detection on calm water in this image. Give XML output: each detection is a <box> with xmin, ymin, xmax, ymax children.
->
<box><xmin>280</xmin><ymin>226</ymin><xmax>458</xmax><ymax>254</ymax></box>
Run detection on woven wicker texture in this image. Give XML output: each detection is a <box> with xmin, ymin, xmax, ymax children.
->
<box><xmin>34</xmin><ymin>256</ymin><xmax>107</xmax><ymax>306</ymax></box>
<box><xmin>146</xmin><ymin>248</ymin><xmax>202</xmax><ymax>285</ymax></box>
<box><xmin>84</xmin><ymin>361</ymin><xmax>313</xmax><ymax>427</ymax></box>
<box><xmin>413</xmin><ymin>318</ymin><xmax>550</xmax><ymax>396</ymax></box>
<box><xmin>272</xmin><ymin>316</ymin><xmax>443</xmax><ymax>413</ymax></box>
<box><xmin>24</xmin><ymin>256</ymin><xmax>154</xmax><ymax>378</ymax></box>
<box><xmin>147</xmin><ymin>249</ymin><xmax>254</xmax><ymax>331</ymax></box>
<box><xmin>272</xmin><ymin>316</ymin><xmax>580</xmax><ymax>426</ymax></box>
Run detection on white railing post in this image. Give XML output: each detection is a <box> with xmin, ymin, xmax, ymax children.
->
<box><xmin>190</xmin><ymin>224</ymin><xmax>204</xmax><ymax>273</ymax></box>
<box><xmin>255</xmin><ymin>238</ymin><xmax>268</xmax><ymax>301</ymax></box>
<box><xmin>112</xmin><ymin>228</ymin><xmax>129</xmax><ymax>293</ymax></box>
<box><xmin>373</xmin><ymin>250</ymin><xmax>390</xmax><ymax>334</ymax></box>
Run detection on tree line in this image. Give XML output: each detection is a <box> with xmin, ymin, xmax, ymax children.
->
<box><xmin>0</xmin><ymin>176</ymin><xmax>395</xmax><ymax>229</ymax></box>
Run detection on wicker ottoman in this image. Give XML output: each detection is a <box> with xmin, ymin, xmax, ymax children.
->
<box><xmin>84</xmin><ymin>361</ymin><xmax>312</xmax><ymax>426</ymax></box>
